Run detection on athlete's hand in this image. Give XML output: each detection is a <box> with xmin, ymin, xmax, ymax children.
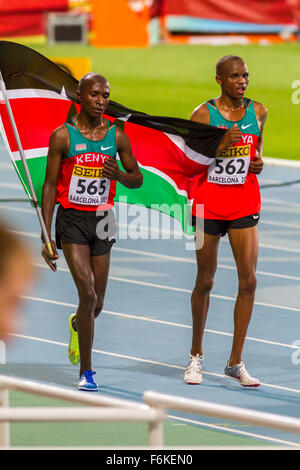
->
<box><xmin>217</xmin><ymin>124</ymin><xmax>242</xmax><ymax>154</ymax></box>
<box><xmin>250</xmin><ymin>153</ymin><xmax>264</xmax><ymax>174</ymax></box>
<box><xmin>225</xmin><ymin>123</ymin><xmax>242</xmax><ymax>146</ymax></box>
<box><xmin>41</xmin><ymin>239</ymin><xmax>59</xmax><ymax>272</ymax></box>
<box><xmin>103</xmin><ymin>157</ymin><xmax>120</xmax><ymax>180</ymax></box>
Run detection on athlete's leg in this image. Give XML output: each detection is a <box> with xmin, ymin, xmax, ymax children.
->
<box><xmin>91</xmin><ymin>251</ymin><xmax>111</xmax><ymax>330</ymax></box>
<box><xmin>227</xmin><ymin>226</ymin><xmax>258</xmax><ymax>366</ymax></box>
<box><xmin>61</xmin><ymin>241</ymin><xmax>97</xmax><ymax>375</ymax></box>
<box><xmin>190</xmin><ymin>233</ymin><xmax>221</xmax><ymax>357</ymax></box>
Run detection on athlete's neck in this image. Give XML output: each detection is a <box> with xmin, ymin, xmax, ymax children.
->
<box><xmin>75</xmin><ymin>112</ymin><xmax>106</xmax><ymax>131</ymax></box>
<box><xmin>217</xmin><ymin>95</ymin><xmax>244</xmax><ymax>112</ymax></box>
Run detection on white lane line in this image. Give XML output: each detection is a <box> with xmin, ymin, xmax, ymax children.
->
<box><xmin>261</xmin><ymin>220</ymin><xmax>300</xmax><ymax>230</ymax></box>
<box><xmin>32</xmin><ymin>261</ymin><xmax>300</xmax><ymax>314</ymax></box>
<box><xmin>0</xmin><ymin>162</ymin><xmax>12</xmax><ymax>169</ymax></box>
<box><xmin>114</xmin><ymin>247</ymin><xmax>300</xmax><ymax>282</ymax></box>
<box><xmin>2</xmin><ymin>198</ymin><xmax>300</xmax><ymax>232</ymax></box>
<box><xmin>0</xmin><ymin>182</ymin><xmax>23</xmax><ymax>190</ymax></box>
<box><xmin>3</xmin><ymin>199</ymin><xmax>300</xmax><ymax>230</ymax></box>
<box><xmin>168</xmin><ymin>415</ymin><xmax>300</xmax><ymax>448</ymax></box>
<box><xmin>6</xmin><ymin>226</ymin><xmax>300</xmax><ymax>282</ymax></box>
<box><xmin>250</xmin><ymin>243</ymin><xmax>300</xmax><ymax>255</ymax></box>
<box><xmin>10</xmin><ymin>331</ymin><xmax>300</xmax><ymax>396</ymax></box>
<box><xmin>22</xmin><ymin>294</ymin><xmax>300</xmax><ymax>351</ymax></box>
<box><xmin>1</xmin><ymin>203</ymin><xmax>300</xmax><ymax>254</ymax></box>
<box><xmin>262</xmin><ymin>198</ymin><xmax>300</xmax><ymax>208</ymax></box>
<box><xmin>110</xmin><ymin>275</ymin><xmax>300</xmax><ymax>313</ymax></box>
<box><xmin>8</xmin><ymin>336</ymin><xmax>299</xmax><ymax>447</ymax></box>
<box><xmin>0</xmin><ymin>204</ymin><xmax>35</xmax><ymax>214</ymax></box>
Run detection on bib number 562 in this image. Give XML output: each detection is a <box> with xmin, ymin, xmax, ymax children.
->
<box><xmin>215</xmin><ymin>158</ymin><xmax>246</xmax><ymax>175</ymax></box>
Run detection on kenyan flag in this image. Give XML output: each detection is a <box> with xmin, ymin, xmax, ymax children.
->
<box><xmin>0</xmin><ymin>41</ymin><xmax>226</xmax><ymax>231</ymax></box>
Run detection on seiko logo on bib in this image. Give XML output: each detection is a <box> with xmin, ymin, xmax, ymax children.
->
<box><xmin>219</xmin><ymin>144</ymin><xmax>250</xmax><ymax>158</ymax></box>
<box><xmin>73</xmin><ymin>165</ymin><xmax>104</xmax><ymax>178</ymax></box>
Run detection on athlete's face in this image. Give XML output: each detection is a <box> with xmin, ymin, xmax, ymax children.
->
<box><xmin>79</xmin><ymin>78</ymin><xmax>110</xmax><ymax>118</ymax></box>
<box><xmin>216</xmin><ymin>60</ymin><xmax>249</xmax><ymax>99</ymax></box>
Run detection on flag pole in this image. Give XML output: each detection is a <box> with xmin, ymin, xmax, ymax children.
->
<box><xmin>0</xmin><ymin>70</ymin><xmax>55</xmax><ymax>259</ymax></box>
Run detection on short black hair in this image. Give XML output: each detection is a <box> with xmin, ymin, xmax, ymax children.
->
<box><xmin>78</xmin><ymin>73</ymin><xmax>109</xmax><ymax>93</ymax></box>
<box><xmin>216</xmin><ymin>56</ymin><xmax>245</xmax><ymax>76</ymax></box>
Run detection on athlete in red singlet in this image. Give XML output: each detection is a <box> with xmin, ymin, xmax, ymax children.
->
<box><xmin>184</xmin><ymin>56</ymin><xmax>267</xmax><ymax>387</ymax></box>
<box><xmin>41</xmin><ymin>74</ymin><xmax>143</xmax><ymax>391</ymax></box>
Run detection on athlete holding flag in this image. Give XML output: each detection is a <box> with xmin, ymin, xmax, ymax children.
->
<box><xmin>41</xmin><ymin>73</ymin><xmax>143</xmax><ymax>391</ymax></box>
<box><xmin>184</xmin><ymin>55</ymin><xmax>267</xmax><ymax>387</ymax></box>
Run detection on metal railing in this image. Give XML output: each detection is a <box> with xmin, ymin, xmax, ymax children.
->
<box><xmin>2</xmin><ymin>375</ymin><xmax>300</xmax><ymax>448</ymax></box>
<box><xmin>143</xmin><ymin>390</ymin><xmax>300</xmax><ymax>444</ymax></box>
<box><xmin>0</xmin><ymin>375</ymin><xmax>165</xmax><ymax>448</ymax></box>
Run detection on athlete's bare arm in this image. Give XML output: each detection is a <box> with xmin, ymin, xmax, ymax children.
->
<box><xmin>190</xmin><ymin>103</ymin><xmax>211</xmax><ymax>125</ymax></box>
<box><xmin>250</xmin><ymin>102</ymin><xmax>268</xmax><ymax>174</ymax></box>
<box><xmin>41</xmin><ymin>125</ymin><xmax>69</xmax><ymax>270</ymax></box>
<box><xmin>253</xmin><ymin>101</ymin><xmax>268</xmax><ymax>158</ymax></box>
<box><xmin>190</xmin><ymin>102</ymin><xmax>242</xmax><ymax>156</ymax></box>
<box><xmin>102</xmin><ymin>126</ymin><xmax>143</xmax><ymax>188</ymax></box>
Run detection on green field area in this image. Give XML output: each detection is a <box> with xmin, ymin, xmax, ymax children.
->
<box><xmin>25</xmin><ymin>42</ymin><xmax>300</xmax><ymax>161</ymax></box>
<box><xmin>9</xmin><ymin>391</ymin><xmax>271</xmax><ymax>447</ymax></box>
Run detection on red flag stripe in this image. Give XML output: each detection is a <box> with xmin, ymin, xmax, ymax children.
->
<box><xmin>0</xmin><ymin>95</ymin><xmax>209</xmax><ymax>194</ymax></box>
<box><xmin>0</xmin><ymin>98</ymin><xmax>75</xmax><ymax>152</ymax></box>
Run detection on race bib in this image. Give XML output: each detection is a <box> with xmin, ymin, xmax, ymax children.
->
<box><xmin>68</xmin><ymin>164</ymin><xmax>111</xmax><ymax>205</ymax></box>
<box><xmin>207</xmin><ymin>144</ymin><xmax>250</xmax><ymax>185</ymax></box>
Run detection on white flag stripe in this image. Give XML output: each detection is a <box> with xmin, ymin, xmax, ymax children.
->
<box><xmin>12</xmin><ymin>147</ymin><xmax>48</xmax><ymax>161</ymax></box>
<box><xmin>0</xmin><ymin>88</ymin><xmax>70</xmax><ymax>101</ymax></box>
<box><xmin>138</xmin><ymin>162</ymin><xmax>191</xmax><ymax>202</ymax></box>
<box><xmin>164</xmin><ymin>132</ymin><xmax>214</xmax><ymax>166</ymax></box>
<box><xmin>116</xmin><ymin>113</ymin><xmax>132</xmax><ymax>122</ymax></box>
<box><xmin>0</xmin><ymin>112</ymin><xmax>32</xmax><ymax>200</ymax></box>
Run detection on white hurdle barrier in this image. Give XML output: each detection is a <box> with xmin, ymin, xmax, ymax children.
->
<box><xmin>143</xmin><ymin>390</ymin><xmax>300</xmax><ymax>439</ymax></box>
<box><xmin>0</xmin><ymin>375</ymin><xmax>165</xmax><ymax>448</ymax></box>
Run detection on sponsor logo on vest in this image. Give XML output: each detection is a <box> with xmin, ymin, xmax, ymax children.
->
<box><xmin>219</xmin><ymin>144</ymin><xmax>251</xmax><ymax>159</ymax></box>
<box><xmin>76</xmin><ymin>153</ymin><xmax>108</xmax><ymax>164</ymax></box>
<box><xmin>72</xmin><ymin>164</ymin><xmax>104</xmax><ymax>178</ymax></box>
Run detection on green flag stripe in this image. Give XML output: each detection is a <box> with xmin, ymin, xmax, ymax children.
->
<box><xmin>15</xmin><ymin>156</ymin><xmax>46</xmax><ymax>203</ymax></box>
<box><xmin>15</xmin><ymin>157</ymin><xmax>193</xmax><ymax>232</ymax></box>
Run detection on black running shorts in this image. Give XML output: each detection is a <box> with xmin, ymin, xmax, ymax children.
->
<box><xmin>55</xmin><ymin>205</ymin><xmax>116</xmax><ymax>256</ymax></box>
<box><xmin>192</xmin><ymin>213</ymin><xmax>260</xmax><ymax>237</ymax></box>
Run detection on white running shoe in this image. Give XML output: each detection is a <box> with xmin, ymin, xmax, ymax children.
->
<box><xmin>184</xmin><ymin>354</ymin><xmax>203</xmax><ymax>385</ymax></box>
<box><xmin>224</xmin><ymin>361</ymin><xmax>260</xmax><ymax>387</ymax></box>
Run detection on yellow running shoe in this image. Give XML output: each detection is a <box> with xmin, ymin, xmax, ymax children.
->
<box><xmin>68</xmin><ymin>313</ymin><xmax>80</xmax><ymax>365</ymax></box>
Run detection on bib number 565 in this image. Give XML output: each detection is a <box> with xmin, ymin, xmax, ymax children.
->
<box><xmin>76</xmin><ymin>179</ymin><xmax>107</xmax><ymax>195</ymax></box>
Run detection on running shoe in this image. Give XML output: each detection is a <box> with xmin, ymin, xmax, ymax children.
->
<box><xmin>68</xmin><ymin>313</ymin><xmax>80</xmax><ymax>366</ymax></box>
<box><xmin>184</xmin><ymin>354</ymin><xmax>204</xmax><ymax>385</ymax></box>
<box><xmin>224</xmin><ymin>362</ymin><xmax>260</xmax><ymax>387</ymax></box>
<box><xmin>78</xmin><ymin>370</ymin><xmax>99</xmax><ymax>392</ymax></box>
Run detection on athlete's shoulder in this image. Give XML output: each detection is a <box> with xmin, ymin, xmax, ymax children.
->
<box><xmin>50</xmin><ymin>123</ymin><xmax>69</xmax><ymax>139</ymax></box>
<box><xmin>115</xmin><ymin>122</ymin><xmax>129</xmax><ymax>140</ymax></box>
<box><xmin>252</xmin><ymin>100</ymin><xmax>268</xmax><ymax>120</ymax></box>
<box><xmin>190</xmin><ymin>101</ymin><xmax>210</xmax><ymax>125</ymax></box>
<box><xmin>49</xmin><ymin>124</ymin><xmax>70</xmax><ymax>153</ymax></box>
